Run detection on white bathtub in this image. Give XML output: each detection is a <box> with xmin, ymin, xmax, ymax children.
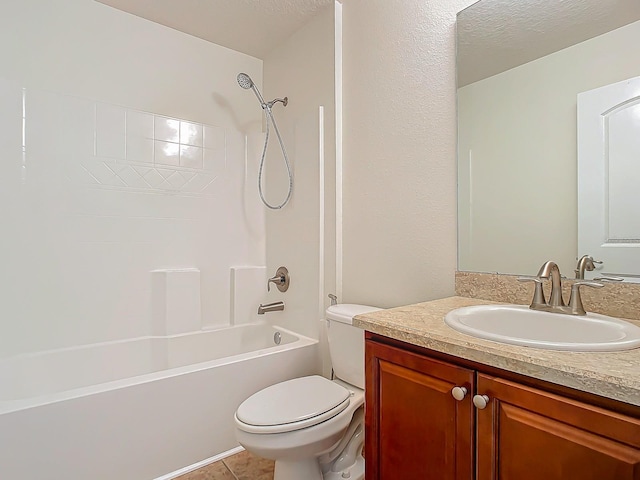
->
<box><xmin>0</xmin><ymin>324</ymin><xmax>319</xmax><ymax>480</ymax></box>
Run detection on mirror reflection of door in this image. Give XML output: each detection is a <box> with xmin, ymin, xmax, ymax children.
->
<box><xmin>457</xmin><ymin>0</ymin><xmax>640</xmax><ymax>278</ymax></box>
<box><xmin>578</xmin><ymin>75</ymin><xmax>640</xmax><ymax>279</ymax></box>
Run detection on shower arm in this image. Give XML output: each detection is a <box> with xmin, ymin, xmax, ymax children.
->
<box><xmin>266</xmin><ymin>97</ymin><xmax>288</xmax><ymax>108</ymax></box>
<box><xmin>251</xmin><ymin>87</ymin><xmax>287</xmax><ymax>110</ymax></box>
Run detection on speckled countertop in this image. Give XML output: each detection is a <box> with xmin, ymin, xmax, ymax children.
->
<box><xmin>353</xmin><ymin>296</ymin><xmax>640</xmax><ymax>407</ymax></box>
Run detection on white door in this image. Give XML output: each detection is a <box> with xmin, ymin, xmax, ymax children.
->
<box><xmin>578</xmin><ymin>76</ymin><xmax>640</xmax><ymax>279</ymax></box>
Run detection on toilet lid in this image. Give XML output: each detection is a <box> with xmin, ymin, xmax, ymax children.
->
<box><xmin>236</xmin><ymin>376</ymin><xmax>350</xmax><ymax>432</ymax></box>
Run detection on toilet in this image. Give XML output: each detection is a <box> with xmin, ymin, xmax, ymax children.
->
<box><xmin>234</xmin><ymin>303</ymin><xmax>380</xmax><ymax>480</ymax></box>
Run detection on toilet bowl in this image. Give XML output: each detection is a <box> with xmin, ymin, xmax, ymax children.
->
<box><xmin>235</xmin><ymin>376</ymin><xmax>364</xmax><ymax>479</ymax></box>
<box><xmin>234</xmin><ymin>303</ymin><xmax>380</xmax><ymax>480</ymax></box>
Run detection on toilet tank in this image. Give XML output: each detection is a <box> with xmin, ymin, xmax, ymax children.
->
<box><xmin>326</xmin><ymin>304</ymin><xmax>381</xmax><ymax>389</ymax></box>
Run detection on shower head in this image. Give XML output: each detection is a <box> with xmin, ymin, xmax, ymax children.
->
<box><xmin>237</xmin><ymin>73</ymin><xmax>253</xmax><ymax>89</ymax></box>
<box><xmin>237</xmin><ymin>72</ymin><xmax>265</xmax><ymax>106</ymax></box>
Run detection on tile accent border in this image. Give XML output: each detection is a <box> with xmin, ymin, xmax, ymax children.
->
<box><xmin>23</xmin><ymin>88</ymin><xmax>228</xmax><ymax>195</ymax></box>
<box><xmin>455</xmin><ymin>271</ymin><xmax>640</xmax><ymax>321</ymax></box>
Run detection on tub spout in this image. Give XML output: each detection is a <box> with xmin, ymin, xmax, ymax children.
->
<box><xmin>258</xmin><ymin>301</ymin><xmax>285</xmax><ymax>315</ymax></box>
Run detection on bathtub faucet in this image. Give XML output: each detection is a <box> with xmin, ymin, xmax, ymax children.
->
<box><xmin>258</xmin><ymin>301</ymin><xmax>285</xmax><ymax>315</ymax></box>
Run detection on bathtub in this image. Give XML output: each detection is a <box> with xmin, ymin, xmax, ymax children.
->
<box><xmin>0</xmin><ymin>323</ymin><xmax>319</xmax><ymax>480</ymax></box>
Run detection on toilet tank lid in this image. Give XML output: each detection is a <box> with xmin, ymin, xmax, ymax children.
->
<box><xmin>326</xmin><ymin>304</ymin><xmax>381</xmax><ymax>325</ymax></box>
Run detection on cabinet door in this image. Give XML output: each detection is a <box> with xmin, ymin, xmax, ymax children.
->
<box><xmin>476</xmin><ymin>374</ymin><xmax>640</xmax><ymax>480</ymax></box>
<box><xmin>365</xmin><ymin>340</ymin><xmax>475</xmax><ymax>480</ymax></box>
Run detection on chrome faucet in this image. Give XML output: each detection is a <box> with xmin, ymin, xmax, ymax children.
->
<box><xmin>574</xmin><ymin>255</ymin><xmax>602</xmax><ymax>279</ymax></box>
<box><xmin>519</xmin><ymin>261</ymin><xmax>604</xmax><ymax>316</ymax></box>
<box><xmin>258</xmin><ymin>301</ymin><xmax>285</xmax><ymax>315</ymax></box>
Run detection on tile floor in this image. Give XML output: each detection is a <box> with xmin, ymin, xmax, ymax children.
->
<box><xmin>175</xmin><ymin>449</ymin><xmax>366</xmax><ymax>480</ymax></box>
<box><xmin>176</xmin><ymin>450</ymin><xmax>274</xmax><ymax>480</ymax></box>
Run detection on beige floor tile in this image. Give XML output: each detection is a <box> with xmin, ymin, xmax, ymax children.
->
<box><xmin>223</xmin><ymin>450</ymin><xmax>275</xmax><ymax>480</ymax></box>
<box><xmin>175</xmin><ymin>460</ymin><xmax>236</xmax><ymax>480</ymax></box>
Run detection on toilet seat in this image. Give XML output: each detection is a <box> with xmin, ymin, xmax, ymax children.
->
<box><xmin>235</xmin><ymin>376</ymin><xmax>352</xmax><ymax>434</ymax></box>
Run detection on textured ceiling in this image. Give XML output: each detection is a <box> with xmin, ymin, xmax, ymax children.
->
<box><xmin>97</xmin><ymin>0</ymin><xmax>333</xmax><ymax>59</ymax></box>
<box><xmin>458</xmin><ymin>0</ymin><xmax>640</xmax><ymax>86</ymax></box>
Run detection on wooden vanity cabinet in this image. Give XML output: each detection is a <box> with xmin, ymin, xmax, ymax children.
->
<box><xmin>476</xmin><ymin>374</ymin><xmax>640</xmax><ymax>479</ymax></box>
<box><xmin>365</xmin><ymin>339</ymin><xmax>475</xmax><ymax>480</ymax></box>
<box><xmin>365</xmin><ymin>335</ymin><xmax>640</xmax><ymax>480</ymax></box>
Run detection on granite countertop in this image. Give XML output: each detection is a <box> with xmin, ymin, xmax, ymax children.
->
<box><xmin>353</xmin><ymin>296</ymin><xmax>640</xmax><ymax>407</ymax></box>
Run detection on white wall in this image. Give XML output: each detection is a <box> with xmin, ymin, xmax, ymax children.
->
<box><xmin>0</xmin><ymin>0</ymin><xmax>264</xmax><ymax>357</ymax></box>
<box><xmin>341</xmin><ymin>0</ymin><xmax>474</xmax><ymax>308</ymax></box>
<box><xmin>262</xmin><ymin>4</ymin><xmax>337</xmax><ymax>343</ymax></box>
<box><xmin>458</xmin><ymin>20</ymin><xmax>640</xmax><ymax>276</ymax></box>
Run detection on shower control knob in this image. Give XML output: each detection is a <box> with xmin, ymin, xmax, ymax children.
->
<box><xmin>267</xmin><ymin>266</ymin><xmax>290</xmax><ymax>292</ymax></box>
<box><xmin>473</xmin><ymin>394</ymin><xmax>490</xmax><ymax>409</ymax></box>
<box><xmin>451</xmin><ymin>386</ymin><xmax>468</xmax><ymax>401</ymax></box>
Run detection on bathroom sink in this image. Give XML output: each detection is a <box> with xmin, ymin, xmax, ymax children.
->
<box><xmin>444</xmin><ymin>305</ymin><xmax>640</xmax><ymax>351</ymax></box>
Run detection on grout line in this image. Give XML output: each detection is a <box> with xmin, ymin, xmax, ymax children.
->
<box><xmin>221</xmin><ymin>459</ymin><xmax>240</xmax><ymax>480</ymax></box>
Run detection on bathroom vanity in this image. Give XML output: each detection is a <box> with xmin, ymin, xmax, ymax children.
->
<box><xmin>354</xmin><ymin>297</ymin><xmax>640</xmax><ymax>480</ymax></box>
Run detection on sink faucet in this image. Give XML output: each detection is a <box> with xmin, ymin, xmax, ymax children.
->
<box><xmin>537</xmin><ymin>261</ymin><xmax>565</xmax><ymax>307</ymax></box>
<box><xmin>519</xmin><ymin>261</ymin><xmax>604</xmax><ymax>316</ymax></box>
<box><xmin>258</xmin><ymin>301</ymin><xmax>285</xmax><ymax>315</ymax></box>
<box><xmin>574</xmin><ymin>255</ymin><xmax>602</xmax><ymax>279</ymax></box>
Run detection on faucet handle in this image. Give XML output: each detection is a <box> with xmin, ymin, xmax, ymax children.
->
<box><xmin>568</xmin><ymin>281</ymin><xmax>604</xmax><ymax>315</ymax></box>
<box><xmin>517</xmin><ymin>275</ymin><xmax>542</xmax><ymax>282</ymax></box>
<box><xmin>267</xmin><ymin>266</ymin><xmax>290</xmax><ymax>292</ymax></box>
<box><xmin>593</xmin><ymin>275</ymin><xmax>624</xmax><ymax>282</ymax></box>
<box><xmin>572</xmin><ymin>280</ymin><xmax>604</xmax><ymax>290</ymax></box>
<box><xmin>517</xmin><ymin>276</ymin><xmax>547</xmax><ymax>308</ymax></box>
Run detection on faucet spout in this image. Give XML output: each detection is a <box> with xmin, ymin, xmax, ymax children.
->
<box><xmin>258</xmin><ymin>301</ymin><xmax>285</xmax><ymax>315</ymax></box>
<box><xmin>536</xmin><ymin>261</ymin><xmax>565</xmax><ymax>307</ymax></box>
<box><xmin>574</xmin><ymin>255</ymin><xmax>602</xmax><ymax>279</ymax></box>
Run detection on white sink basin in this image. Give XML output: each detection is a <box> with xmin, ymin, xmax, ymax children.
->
<box><xmin>444</xmin><ymin>305</ymin><xmax>640</xmax><ymax>351</ymax></box>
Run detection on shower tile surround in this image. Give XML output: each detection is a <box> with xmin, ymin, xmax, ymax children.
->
<box><xmin>455</xmin><ymin>271</ymin><xmax>640</xmax><ymax>321</ymax></box>
<box><xmin>0</xmin><ymin>81</ymin><xmax>266</xmax><ymax>358</ymax></box>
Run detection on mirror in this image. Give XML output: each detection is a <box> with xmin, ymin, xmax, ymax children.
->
<box><xmin>456</xmin><ymin>0</ymin><xmax>640</xmax><ymax>278</ymax></box>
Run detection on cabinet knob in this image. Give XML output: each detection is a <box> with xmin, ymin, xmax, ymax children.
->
<box><xmin>451</xmin><ymin>386</ymin><xmax>468</xmax><ymax>401</ymax></box>
<box><xmin>473</xmin><ymin>394</ymin><xmax>490</xmax><ymax>409</ymax></box>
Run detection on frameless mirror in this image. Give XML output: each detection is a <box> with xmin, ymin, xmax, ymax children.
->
<box><xmin>456</xmin><ymin>0</ymin><xmax>640</xmax><ymax>279</ymax></box>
